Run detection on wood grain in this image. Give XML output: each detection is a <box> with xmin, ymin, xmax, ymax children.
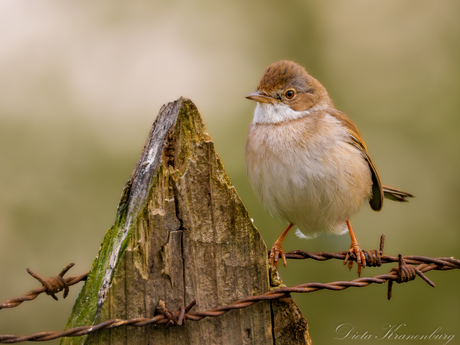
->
<box><xmin>62</xmin><ymin>98</ymin><xmax>311</xmax><ymax>345</ymax></box>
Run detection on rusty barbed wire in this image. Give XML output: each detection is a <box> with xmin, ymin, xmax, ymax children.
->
<box><xmin>0</xmin><ymin>247</ymin><xmax>459</xmax><ymax>343</ymax></box>
<box><xmin>283</xmin><ymin>234</ymin><xmax>459</xmax><ymax>271</ymax></box>
<box><xmin>0</xmin><ymin>264</ymin><xmax>87</xmax><ymax>310</ymax></box>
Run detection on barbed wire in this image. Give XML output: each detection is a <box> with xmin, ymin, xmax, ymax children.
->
<box><xmin>0</xmin><ymin>264</ymin><xmax>88</xmax><ymax>310</ymax></box>
<box><xmin>0</xmin><ymin>236</ymin><xmax>459</xmax><ymax>343</ymax></box>
<box><xmin>284</xmin><ymin>234</ymin><xmax>458</xmax><ymax>268</ymax></box>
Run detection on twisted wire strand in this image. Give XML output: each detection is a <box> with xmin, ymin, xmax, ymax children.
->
<box><xmin>0</xmin><ymin>254</ymin><xmax>458</xmax><ymax>343</ymax></box>
<box><xmin>0</xmin><ymin>273</ymin><xmax>88</xmax><ymax>310</ymax></box>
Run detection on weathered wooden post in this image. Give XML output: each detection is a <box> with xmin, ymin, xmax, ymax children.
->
<box><xmin>62</xmin><ymin>98</ymin><xmax>311</xmax><ymax>344</ymax></box>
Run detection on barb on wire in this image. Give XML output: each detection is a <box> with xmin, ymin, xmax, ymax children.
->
<box><xmin>386</xmin><ymin>253</ymin><xmax>436</xmax><ymax>300</ymax></box>
<box><xmin>0</xmin><ymin>264</ymin><xmax>88</xmax><ymax>310</ymax></box>
<box><xmin>26</xmin><ymin>263</ymin><xmax>75</xmax><ymax>301</ymax></box>
<box><xmin>155</xmin><ymin>299</ymin><xmax>197</xmax><ymax>328</ymax></box>
<box><xmin>0</xmin><ymin>249</ymin><xmax>459</xmax><ymax>343</ymax></box>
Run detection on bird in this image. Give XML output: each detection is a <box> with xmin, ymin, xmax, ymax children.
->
<box><xmin>245</xmin><ymin>60</ymin><xmax>413</xmax><ymax>274</ymax></box>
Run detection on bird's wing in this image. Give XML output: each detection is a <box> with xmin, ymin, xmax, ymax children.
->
<box><xmin>348</xmin><ymin>134</ymin><xmax>384</xmax><ymax>211</ymax></box>
<box><xmin>330</xmin><ymin>110</ymin><xmax>384</xmax><ymax>211</ymax></box>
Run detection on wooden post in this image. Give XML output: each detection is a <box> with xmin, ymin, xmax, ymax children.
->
<box><xmin>62</xmin><ymin>98</ymin><xmax>311</xmax><ymax>345</ymax></box>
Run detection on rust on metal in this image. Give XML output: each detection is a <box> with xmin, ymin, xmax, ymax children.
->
<box><xmin>26</xmin><ymin>263</ymin><xmax>75</xmax><ymax>301</ymax></box>
<box><xmin>154</xmin><ymin>299</ymin><xmax>197</xmax><ymax>328</ymax></box>
<box><xmin>0</xmin><ymin>235</ymin><xmax>459</xmax><ymax>343</ymax></box>
<box><xmin>0</xmin><ymin>264</ymin><xmax>87</xmax><ymax>310</ymax></box>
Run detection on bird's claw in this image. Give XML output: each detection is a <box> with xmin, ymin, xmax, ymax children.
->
<box><xmin>270</xmin><ymin>242</ymin><xmax>287</xmax><ymax>268</ymax></box>
<box><xmin>344</xmin><ymin>242</ymin><xmax>366</xmax><ymax>276</ymax></box>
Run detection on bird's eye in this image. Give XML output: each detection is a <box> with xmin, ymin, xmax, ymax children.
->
<box><xmin>285</xmin><ymin>89</ymin><xmax>295</xmax><ymax>99</ymax></box>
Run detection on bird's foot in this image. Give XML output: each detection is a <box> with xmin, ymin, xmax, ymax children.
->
<box><xmin>344</xmin><ymin>241</ymin><xmax>366</xmax><ymax>276</ymax></box>
<box><xmin>269</xmin><ymin>241</ymin><xmax>287</xmax><ymax>268</ymax></box>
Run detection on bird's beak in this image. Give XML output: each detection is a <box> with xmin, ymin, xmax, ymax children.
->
<box><xmin>245</xmin><ymin>91</ymin><xmax>276</xmax><ymax>104</ymax></box>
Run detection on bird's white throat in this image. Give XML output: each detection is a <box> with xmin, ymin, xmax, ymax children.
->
<box><xmin>252</xmin><ymin>102</ymin><xmax>328</xmax><ymax>124</ymax></box>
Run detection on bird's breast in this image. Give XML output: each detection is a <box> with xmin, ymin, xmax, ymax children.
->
<box><xmin>246</xmin><ymin>112</ymin><xmax>372</xmax><ymax>236</ymax></box>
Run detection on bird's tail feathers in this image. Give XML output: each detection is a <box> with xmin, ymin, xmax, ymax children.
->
<box><xmin>382</xmin><ymin>184</ymin><xmax>414</xmax><ymax>202</ymax></box>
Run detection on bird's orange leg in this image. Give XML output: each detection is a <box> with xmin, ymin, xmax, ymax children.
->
<box><xmin>343</xmin><ymin>220</ymin><xmax>366</xmax><ymax>276</ymax></box>
<box><xmin>270</xmin><ymin>223</ymin><xmax>294</xmax><ymax>268</ymax></box>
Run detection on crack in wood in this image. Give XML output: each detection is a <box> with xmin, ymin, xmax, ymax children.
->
<box><xmin>62</xmin><ymin>98</ymin><xmax>311</xmax><ymax>345</ymax></box>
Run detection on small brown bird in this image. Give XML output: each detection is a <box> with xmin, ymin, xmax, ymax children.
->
<box><xmin>245</xmin><ymin>60</ymin><xmax>412</xmax><ymax>274</ymax></box>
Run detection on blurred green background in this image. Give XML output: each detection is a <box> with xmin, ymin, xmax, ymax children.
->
<box><xmin>1</xmin><ymin>1</ymin><xmax>459</xmax><ymax>344</ymax></box>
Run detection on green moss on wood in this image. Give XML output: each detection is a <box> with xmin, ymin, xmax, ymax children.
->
<box><xmin>60</xmin><ymin>98</ymin><xmax>310</xmax><ymax>345</ymax></box>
